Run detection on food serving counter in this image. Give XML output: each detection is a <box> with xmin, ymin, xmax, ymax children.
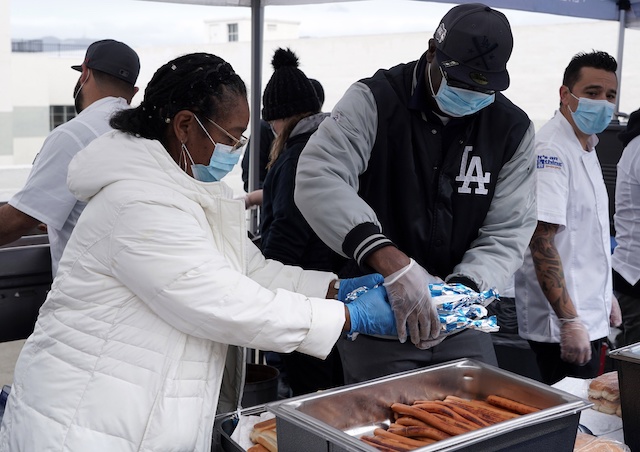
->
<box><xmin>214</xmin><ymin>359</ymin><xmax>592</xmax><ymax>451</ymax></box>
<box><xmin>0</xmin><ymin>229</ymin><xmax>52</xmax><ymax>342</ymax></box>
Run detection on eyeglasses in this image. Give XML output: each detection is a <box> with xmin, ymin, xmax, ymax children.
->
<box><xmin>439</xmin><ymin>66</ymin><xmax>495</xmax><ymax>96</ymax></box>
<box><xmin>204</xmin><ymin>116</ymin><xmax>248</xmax><ymax>151</ymax></box>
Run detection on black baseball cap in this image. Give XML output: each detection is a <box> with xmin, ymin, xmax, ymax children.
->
<box><xmin>434</xmin><ymin>3</ymin><xmax>513</xmax><ymax>91</ymax></box>
<box><xmin>71</xmin><ymin>39</ymin><xmax>140</xmax><ymax>85</ymax></box>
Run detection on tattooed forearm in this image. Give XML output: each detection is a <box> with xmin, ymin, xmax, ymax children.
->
<box><xmin>529</xmin><ymin>221</ymin><xmax>577</xmax><ymax>319</ymax></box>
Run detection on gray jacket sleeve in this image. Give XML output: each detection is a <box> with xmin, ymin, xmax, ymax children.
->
<box><xmin>447</xmin><ymin>121</ymin><xmax>537</xmax><ymax>292</ymax></box>
<box><xmin>295</xmin><ymin>82</ymin><xmax>388</xmax><ymax>258</ymax></box>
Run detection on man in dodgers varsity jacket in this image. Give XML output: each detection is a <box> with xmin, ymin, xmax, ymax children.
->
<box><xmin>294</xmin><ymin>3</ymin><xmax>537</xmax><ymax>383</ymax></box>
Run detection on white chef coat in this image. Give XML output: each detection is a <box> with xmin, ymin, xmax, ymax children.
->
<box><xmin>515</xmin><ymin>111</ymin><xmax>612</xmax><ymax>343</ymax></box>
<box><xmin>9</xmin><ymin>97</ymin><xmax>129</xmax><ymax>276</ymax></box>
<box><xmin>612</xmin><ymin>135</ymin><xmax>640</xmax><ymax>286</ymax></box>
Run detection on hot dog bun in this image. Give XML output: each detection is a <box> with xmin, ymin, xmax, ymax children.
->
<box><xmin>587</xmin><ymin>371</ymin><xmax>621</xmax><ymax>417</ymax></box>
<box><xmin>587</xmin><ymin>396</ymin><xmax>619</xmax><ymax>415</ymax></box>
<box><xmin>588</xmin><ymin>371</ymin><xmax>619</xmax><ymax>402</ymax></box>
<box><xmin>249</xmin><ymin>417</ymin><xmax>277</xmax><ymax>452</ymax></box>
<box><xmin>574</xmin><ymin>431</ymin><xmax>628</xmax><ymax>451</ymax></box>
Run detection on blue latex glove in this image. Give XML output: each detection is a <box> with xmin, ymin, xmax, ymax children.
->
<box><xmin>337</xmin><ymin>273</ymin><xmax>384</xmax><ymax>301</ymax></box>
<box><xmin>345</xmin><ymin>286</ymin><xmax>397</xmax><ymax>336</ymax></box>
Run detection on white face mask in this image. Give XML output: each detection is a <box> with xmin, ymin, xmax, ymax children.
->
<box><xmin>269</xmin><ymin>123</ymin><xmax>278</xmax><ymax>138</ymax></box>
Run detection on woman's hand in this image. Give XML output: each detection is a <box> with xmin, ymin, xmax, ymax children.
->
<box><xmin>337</xmin><ymin>273</ymin><xmax>384</xmax><ymax>301</ymax></box>
<box><xmin>342</xmin><ymin>286</ymin><xmax>397</xmax><ymax>336</ymax></box>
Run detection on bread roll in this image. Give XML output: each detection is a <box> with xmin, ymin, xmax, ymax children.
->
<box><xmin>588</xmin><ymin>372</ymin><xmax>619</xmax><ymax>402</ymax></box>
<box><xmin>574</xmin><ymin>431</ymin><xmax>629</xmax><ymax>451</ymax></box>
<box><xmin>587</xmin><ymin>371</ymin><xmax>622</xmax><ymax>418</ymax></box>
<box><xmin>247</xmin><ymin>445</ymin><xmax>270</xmax><ymax>452</ymax></box>
<box><xmin>588</xmin><ymin>396</ymin><xmax>619</xmax><ymax>415</ymax></box>
<box><xmin>249</xmin><ymin>417</ymin><xmax>277</xmax><ymax>452</ymax></box>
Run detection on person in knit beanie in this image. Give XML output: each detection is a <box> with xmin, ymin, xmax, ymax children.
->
<box><xmin>259</xmin><ymin>47</ymin><xmax>346</xmax><ymax>397</ymax></box>
<box><xmin>240</xmin><ymin>54</ymin><xmax>324</xmax><ymax>196</ymax></box>
<box><xmin>612</xmin><ymin>106</ymin><xmax>640</xmax><ymax>347</ymax></box>
<box><xmin>262</xmin><ymin>48</ymin><xmax>320</xmax><ymax>125</ymax></box>
<box><xmin>310</xmin><ymin>78</ymin><xmax>325</xmax><ymax>108</ymax></box>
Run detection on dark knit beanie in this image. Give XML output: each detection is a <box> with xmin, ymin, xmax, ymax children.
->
<box><xmin>262</xmin><ymin>48</ymin><xmax>320</xmax><ymax>121</ymax></box>
<box><xmin>310</xmin><ymin>78</ymin><xmax>325</xmax><ymax>108</ymax></box>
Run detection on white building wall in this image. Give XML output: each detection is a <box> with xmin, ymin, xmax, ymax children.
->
<box><xmin>11</xmin><ymin>52</ymin><xmax>82</xmax><ymax>107</ymax></box>
<box><xmin>9</xmin><ymin>52</ymin><xmax>82</xmax><ymax>166</ymax></box>
<box><xmin>2</xmin><ymin>20</ymin><xmax>640</xmax><ymax>200</ymax></box>
<box><xmin>263</xmin><ymin>20</ymin><xmax>300</xmax><ymax>40</ymax></box>
<box><xmin>0</xmin><ymin>0</ymin><xmax>13</xmax><ymax>166</ymax></box>
<box><xmin>205</xmin><ymin>18</ymin><xmax>300</xmax><ymax>43</ymax></box>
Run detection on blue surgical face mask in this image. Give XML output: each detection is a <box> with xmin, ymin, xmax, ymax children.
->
<box><xmin>428</xmin><ymin>63</ymin><xmax>495</xmax><ymax>117</ymax></box>
<box><xmin>569</xmin><ymin>92</ymin><xmax>615</xmax><ymax>135</ymax></box>
<box><xmin>187</xmin><ymin>115</ymin><xmax>242</xmax><ymax>182</ymax></box>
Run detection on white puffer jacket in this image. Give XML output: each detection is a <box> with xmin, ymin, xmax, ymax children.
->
<box><xmin>0</xmin><ymin>131</ymin><xmax>344</xmax><ymax>452</ymax></box>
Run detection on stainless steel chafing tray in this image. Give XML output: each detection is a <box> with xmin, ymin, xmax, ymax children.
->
<box><xmin>608</xmin><ymin>342</ymin><xmax>640</xmax><ymax>452</ymax></box>
<box><xmin>265</xmin><ymin>359</ymin><xmax>591</xmax><ymax>452</ymax></box>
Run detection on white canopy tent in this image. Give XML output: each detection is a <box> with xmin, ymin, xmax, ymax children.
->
<box><xmin>141</xmin><ymin>0</ymin><xmax>640</xmax><ymax>232</ymax></box>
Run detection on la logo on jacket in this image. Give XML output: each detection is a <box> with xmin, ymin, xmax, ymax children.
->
<box><xmin>456</xmin><ymin>146</ymin><xmax>490</xmax><ymax>195</ymax></box>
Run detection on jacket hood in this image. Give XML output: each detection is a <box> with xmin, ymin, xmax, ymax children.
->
<box><xmin>68</xmin><ymin>130</ymin><xmax>234</xmax><ymax>203</ymax></box>
<box><xmin>619</xmin><ymin>108</ymin><xmax>640</xmax><ymax>148</ymax></box>
<box><xmin>290</xmin><ymin>112</ymin><xmax>329</xmax><ymax>138</ymax></box>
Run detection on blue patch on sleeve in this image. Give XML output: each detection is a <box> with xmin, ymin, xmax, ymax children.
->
<box><xmin>537</xmin><ymin>154</ymin><xmax>563</xmax><ymax>169</ymax></box>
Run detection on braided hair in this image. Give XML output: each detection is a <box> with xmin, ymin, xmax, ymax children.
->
<box><xmin>110</xmin><ymin>53</ymin><xmax>247</xmax><ymax>143</ymax></box>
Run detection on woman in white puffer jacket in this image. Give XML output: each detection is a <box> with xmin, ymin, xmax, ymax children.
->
<box><xmin>0</xmin><ymin>52</ymin><xmax>396</xmax><ymax>452</ymax></box>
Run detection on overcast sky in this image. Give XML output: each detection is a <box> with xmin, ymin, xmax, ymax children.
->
<box><xmin>10</xmin><ymin>0</ymin><xmax>592</xmax><ymax>47</ymax></box>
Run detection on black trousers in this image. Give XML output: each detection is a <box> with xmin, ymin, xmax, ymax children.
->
<box><xmin>527</xmin><ymin>338</ymin><xmax>605</xmax><ymax>385</ymax></box>
<box><xmin>280</xmin><ymin>346</ymin><xmax>344</xmax><ymax>396</ymax></box>
<box><xmin>336</xmin><ymin>329</ymin><xmax>498</xmax><ymax>384</ymax></box>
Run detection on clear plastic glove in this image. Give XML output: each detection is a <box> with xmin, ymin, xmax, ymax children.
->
<box><xmin>337</xmin><ymin>273</ymin><xmax>384</xmax><ymax>301</ymax></box>
<box><xmin>417</xmin><ymin>336</ymin><xmax>446</xmax><ymax>350</ymax></box>
<box><xmin>345</xmin><ymin>286</ymin><xmax>397</xmax><ymax>337</ymax></box>
<box><xmin>559</xmin><ymin>319</ymin><xmax>591</xmax><ymax>365</ymax></box>
<box><xmin>383</xmin><ymin>259</ymin><xmax>440</xmax><ymax>345</ymax></box>
<box><xmin>610</xmin><ymin>294</ymin><xmax>622</xmax><ymax>328</ymax></box>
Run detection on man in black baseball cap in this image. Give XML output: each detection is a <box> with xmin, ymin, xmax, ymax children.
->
<box><xmin>71</xmin><ymin>39</ymin><xmax>140</xmax><ymax>85</ymax></box>
<box><xmin>0</xmin><ymin>39</ymin><xmax>140</xmax><ymax>277</ymax></box>
<box><xmin>434</xmin><ymin>3</ymin><xmax>513</xmax><ymax>92</ymax></box>
<box><xmin>295</xmin><ymin>3</ymin><xmax>537</xmax><ymax>384</ymax></box>
<box><xmin>71</xmin><ymin>39</ymin><xmax>140</xmax><ymax>114</ymax></box>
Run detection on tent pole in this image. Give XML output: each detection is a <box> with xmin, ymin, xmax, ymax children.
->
<box><xmin>616</xmin><ymin>7</ymin><xmax>626</xmax><ymax>117</ymax></box>
<box><xmin>249</xmin><ymin>0</ymin><xmax>264</xmax><ymax>235</ymax></box>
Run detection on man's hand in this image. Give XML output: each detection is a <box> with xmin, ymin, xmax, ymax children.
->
<box><xmin>383</xmin><ymin>259</ymin><xmax>440</xmax><ymax>345</ymax></box>
<box><xmin>559</xmin><ymin>319</ymin><xmax>591</xmax><ymax>365</ymax></box>
<box><xmin>610</xmin><ymin>294</ymin><xmax>622</xmax><ymax>328</ymax></box>
<box><xmin>0</xmin><ymin>204</ymin><xmax>41</xmax><ymax>246</ymax></box>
